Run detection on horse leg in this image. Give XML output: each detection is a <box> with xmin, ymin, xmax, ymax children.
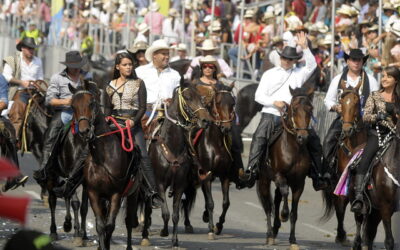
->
<box><xmin>276</xmin><ymin>175</ymin><xmax>289</xmax><ymax>223</ymax></box>
<box><xmin>353</xmin><ymin>213</ymin><xmax>363</xmax><ymax>250</ymax></box>
<box><xmin>63</xmin><ymin>197</ymin><xmax>72</xmax><ymax>233</ymax></box>
<box><xmin>201</xmin><ymin>184</ymin><xmax>209</xmax><ymax>223</ymax></box>
<box><xmin>273</xmin><ymin>186</ymin><xmax>282</xmax><ymax>238</ymax></box>
<box><xmin>80</xmin><ymin>184</ymin><xmax>89</xmax><ymax>241</ymax></box>
<box><xmin>182</xmin><ymin>192</ymin><xmax>194</xmax><ymax>234</ymax></box>
<box><xmin>171</xmin><ymin>189</ymin><xmax>184</xmax><ymax>247</ymax></box>
<box><xmin>288</xmin><ymin>184</ymin><xmax>304</xmax><ymax>250</ymax></box>
<box><xmin>362</xmin><ymin>208</ymin><xmax>381</xmax><ymax>250</ymax></box>
<box><xmin>48</xmin><ymin>192</ymin><xmax>58</xmax><ymax>241</ymax></box>
<box><xmin>334</xmin><ymin>196</ymin><xmax>350</xmax><ymax>246</ymax></box>
<box><xmin>159</xmin><ymin>185</ymin><xmax>170</xmax><ymax>237</ymax></box>
<box><xmin>257</xmin><ymin>177</ymin><xmax>274</xmax><ymax>245</ymax></box>
<box><xmin>201</xmin><ymin>181</ymin><xmax>215</xmax><ymax>240</ymax></box>
<box><xmin>125</xmin><ymin>194</ymin><xmax>135</xmax><ymax>250</ymax></box>
<box><xmin>215</xmin><ymin>177</ymin><xmax>230</xmax><ymax>235</ymax></box>
<box><xmin>104</xmin><ymin>193</ymin><xmax>122</xmax><ymax>249</ymax></box>
<box><xmin>381</xmin><ymin>209</ymin><xmax>395</xmax><ymax>250</ymax></box>
<box><xmin>71</xmin><ymin>192</ymin><xmax>83</xmax><ymax>246</ymax></box>
<box><xmin>88</xmin><ymin>190</ymin><xmax>107</xmax><ymax>250</ymax></box>
<box><xmin>141</xmin><ymin>196</ymin><xmax>153</xmax><ymax>247</ymax></box>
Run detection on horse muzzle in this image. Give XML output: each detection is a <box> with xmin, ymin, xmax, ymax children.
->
<box><xmin>296</xmin><ymin>134</ymin><xmax>308</xmax><ymax>145</ymax></box>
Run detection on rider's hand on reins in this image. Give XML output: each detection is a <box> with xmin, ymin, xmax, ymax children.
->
<box><xmin>332</xmin><ymin>104</ymin><xmax>342</xmax><ymax>114</ymax></box>
<box><xmin>273</xmin><ymin>101</ymin><xmax>287</xmax><ymax>109</ymax></box>
<box><xmin>126</xmin><ymin>119</ymin><xmax>134</xmax><ymax>127</ymax></box>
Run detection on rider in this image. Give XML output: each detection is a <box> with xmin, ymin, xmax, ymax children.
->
<box><xmin>127</xmin><ymin>40</ymin><xmax>149</xmax><ymax>67</ymax></box>
<box><xmin>106</xmin><ymin>52</ymin><xmax>163</xmax><ymax>208</ymax></box>
<box><xmin>2</xmin><ymin>37</ymin><xmax>43</xmax><ymax>142</ymax></box>
<box><xmin>351</xmin><ymin>66</ymin><xmax>400</xmax><ymax>213</ymax></box>
<box><xmin>323</xmin><ymin>49</ymin><xmax>380</xmax><ymax>171</ymax></box>
<box><xmin>33</xmin><ymin>51</ymin><xmax>90</xmax><ymax>185</ymax></box>
<box><xmin>243</xmin><ymin>32</ymin><xmax>328</xmax><ymax>191</ymax></box>
<box><xmin>135</xmin><ymin>39</ymin><xmax>181</xmax><ymax>124</ymax></box>
<box><xmin>193</xmin><ymin>55</ymin><xmax>245</xmax><ymax>189</ymax></box>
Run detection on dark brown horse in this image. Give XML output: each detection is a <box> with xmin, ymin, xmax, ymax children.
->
<box><xmin>321</xmin><ymin>81</ymin><xmax>367</xmax><ymax>247</ymax></box>
<box><xmin>257</xmin><ymin>86</ymin><xmax>314</xmax><ymax>250</ymax></box>
<box><xmin>69</xmin><ymin>81</ymin><xmax>143</xmax><ymax>250</ymax></box>
<box><xmin>182</xmin><ymin>83</ymin><xmax>237</xmax><ymax>240</ymax></box>
<box><xmin>148</xmin><ymin>80</ymin><xmax>213</xmax><ymax>247</ymax></box>
<box><xmin>22</xmin><ymin>81</ymin><xmax>88</xmax><ymax>246</ymax></box>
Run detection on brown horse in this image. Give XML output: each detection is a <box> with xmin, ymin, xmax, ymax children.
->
<box><xmin>148</xmin><ymin>80</ymin><xmax>213</xmax><ymax>247</ymax></box>
<box><xmin>69</xmin><ymin>81</ymin><xmax>142</xmax><ymax>250</ymax></box>
<box><xmin>257</xmin><ymin>86</ymin><xmax>314</xmax><ymax>250</ymax></box>
<box><xmin>182</xmin><ymin>83</ymin><xmax>237</xmax><ymax>240</ymax></box>
<box><xmin>321</xmin><ymin>81</ymin><xmax>367</xmax><ymax>247</ymax></box>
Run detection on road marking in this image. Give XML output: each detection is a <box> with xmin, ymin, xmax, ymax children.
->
<box><xmin>245</xmin><ymin>201</ymin><xmax>263</xmax><ymax>210</ymax></box>
<box><xmin>24</xmin><ymin>190</ymin><xmax>41</xmax><ymax>200</ymax></box>
<box><xmin>302</xmin><ymin>223</ymin><xmax>335</xmax><ymax>236</ymax></box>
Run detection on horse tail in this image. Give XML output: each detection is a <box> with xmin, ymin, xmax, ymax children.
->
<box><xmin>181</xmin><ymin>184</ymin><xmax>197</xmax><ymax>216</ymax></box>
<box><xmin>320</xmin><ymin>186</ymin><xmax>335</xmax><ymax>222</ymax></box>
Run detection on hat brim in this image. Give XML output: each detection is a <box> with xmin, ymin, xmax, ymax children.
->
<box><xmin>16</xmin><ymin>41</ymin><xmax>38</xmax><ymax>51</ymax></box>
<box><xmin>128</xmin><ymin>47</ymin><xmax>147</xmax><ymax>54</ymax></box>
<box><xmin>200</xmin><ymin>60</ymin><xmax>221</xmax><ymax>73</ymax></box>
<box><xmin>277</xmin><ymin>51</ymin><xmax>303</xmax><ymax>60</ymax></box>
<box><xmin>196</xmin><ymin>46</ymin><xmax>218</xmax><ymax>51</ymax></box>
<box><xmin>145</xmin><ymin>46</ymin><xmax>170</xmax><ymax>62</ymax></box>
<box><xmin>60</xmin><ymin>56</ymin><xmax>88</xmax><ymax>68</ymax></box>
<box><xmin>343</xmin><ymin>53</ymin><xmax>369</xmax><ymax>64</ymax></box>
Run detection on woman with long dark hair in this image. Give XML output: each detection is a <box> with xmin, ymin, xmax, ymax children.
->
<box><xmin>351</xmin><ymin>66</ymin><xmax>400</xmax><ymax>213</ymax></box>
<box><xmin>106</xmin><ymin>52</ymin><xmax>163</xmax><ymax>208</ymax></box>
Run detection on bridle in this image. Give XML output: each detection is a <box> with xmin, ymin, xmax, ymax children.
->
<box><xmin>72</xmin><ymin>90</ymin><xmax>99</xmax><ymax>140</ymax></box>
<box><xmin>339</xmin><ymin>88</ymin><xmax>362</xmax><ymax>134</ymax></box>
<box><xmin>280</xmin><ymin>95</ymin><xmax>313</xmax><ymax>136</ymax></box>
<box><xmin>212</xmin><ymin>90</ymin><xmax>235</xmax><ymax>128</ymax></box>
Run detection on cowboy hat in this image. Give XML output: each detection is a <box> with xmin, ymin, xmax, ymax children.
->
<box><xmin>203</xmin><ymin>15</ymin><xmax>212</xmax><ymax>23</ymax></box>
<box><xmin>285</xmin><ymin>15</ymin><xmax>303</xmax><ymax>31</ymax></box>
<box><xmin>337</xmin><ymin>4</ymin><xmax>353</xmax><ymax>16</ymax></box>
<box><xmin>208</xmin><ymin>20</ymin><xmax>221</xmax><ymax>32</ymax></box>
<box><xmin>60</xmin><ymin>51</ymin><xmax>88</xmax><ymax>68</ymax></box>
<box><xmin>244</xmin><ymin>9</ymin><xmax>255</xmax><ymax>18</ymax></box>
<box><xmin>278</xmin><ymin>46</ymin><xmax>303</xmax><ymax>60</ymax></box>
<box><xmin>145</xmin><ymin>39</ymin><xmax>170</xmax><ymax>62</ymax></box>
<box><xmin>263</xmin><ymin>11</ymin><xmax>274</xmax><ymax>21</ymax></box>
<box><xmin>271</xmin><ymin>36</ymin><xmax>284</xmax><ymax>46</ymax></box>
<box><xmin>343</xmin><ymin>49</ymin><xmax>369</xmax><ymax>63</ymax></box>
<box><xmin>176</xmin><ymin>43</ymin><xmax>187</xmax><ymax>51</ymax></box>
<box><xmin>136</xmin><ymin>22</ymin><xmax>149</xmax><ymax>34</ymax></box>
<box><xmin>367</xmin><ymin>24</ymin><xmax>379</xmax><ymax>32</ymax></box>
<box><xmin>313</xmin><ymin>21</ymin><xmax>329</xmax><ymax>33</ymax></box>
<box><xmin>383</xmin><ymin>2</ymin><xmax>397</xmax><ymax>11</ymax></box>
<box><xmin>197</xmin><ymin>39</ymin><xmax>218</xmax><ymax>51</ymax></box>
<box><xmin>16</xmin><ymin>37</ymin><xmax>38</xmax><ymax>51</ymax></box>
<box><xmin>199</xmin><ymin>55</ymin><xmax>221</xmax><ymax>74</ymax></box>
<box><xmin>168</xmin><ymin>8</ymin><xmax>180</xmax><ymax>17</ymax></box>
<box><xmin>127</xmin><ymin>41</ymin><xmax>149</xmax><ymax>54</ymax></box>
<box><xmin>391</xmin><ymin>20</ymin><xmax>400</xmax><ymax>37</ymax></box>
<box><xmin>149</xmin><ymin>2</ymin><xmax>160</xmax><ymax>12</ymax></box>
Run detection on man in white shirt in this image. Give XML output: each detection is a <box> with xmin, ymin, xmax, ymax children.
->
<box><xmin>135</xmin><ymin>39</ymin><xmax>181</xmax><ymax>123</ymax></box>
<box><xmin>3</xmin><ymin>37</ymin><xmax>43</xmax><ymax>141</ymax></box>
<box><xmin>323</xmin><ymin>49</ymin><xmax>379</xmax><ymax>169</ymax></box>
<box><xmin>243</xmin><ymin>32</ymin><xmax>328</xmax><ymax>190</ymax></box>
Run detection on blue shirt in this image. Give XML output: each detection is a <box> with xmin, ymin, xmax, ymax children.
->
<box><xmin>0</xmin><ymin>74</ymin><xmax>9</xmax><ymax>104</ymax></box>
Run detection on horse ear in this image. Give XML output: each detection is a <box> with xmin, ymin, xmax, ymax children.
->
<box><xmin>289</xmin><ymin>86</ymin><xmax>294</xmax><ymax>96</ymax></box>
<box><xmin>68</xmin><ymin>83</ymin><xmax>77</xmax><ymax>94</ymax></box>
<box><xmin>306</xmin><ymin>86</ymin><xmax>315</xmax><ymax>97</ymax></box>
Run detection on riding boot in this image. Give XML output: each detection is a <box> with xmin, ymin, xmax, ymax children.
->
<box><xmin>322</xmin><ymin>116</ymin><xmax>342</xmax><ymax>169</ymax></box>
<box><xmin>231</xmin><ymin>123</ymin><xmax>246</xmax><ymax>189</ymax></box>
<box><xmin>307</xmin><ymin>129</ymin><xmax>329</xmax><ymax>191</ymax></box>
<box><xmin>351</xmin><ymin>174</ymin><xmax>365</xmax><ymax>213</ymax></box>
<box><xmin>141</xmin><ymin>157</ymin><xmax>164</xmax><ymax>209</ymax></box>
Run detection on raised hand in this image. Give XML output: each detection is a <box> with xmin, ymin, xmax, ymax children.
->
<box><xmin>296</xmin><ymin>31</ymin><xmax>308</xmax><ymax>50</ymax></box>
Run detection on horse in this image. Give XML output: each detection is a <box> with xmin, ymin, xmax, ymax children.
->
<box><xmin>257</xmin><ymin>85</ymin><xmax>314</xmax><ymax>250</ymax></box>
<box><xmin>321</xmin><ymin>81</ymin><xmax>367</xmax><ymax>247</ymax></box>
<box><xmin>148</xmin><ymin>79</ymin><xmax>213</xmax><ymax>247</ymax></box>
<box><xmin>69</xmin><ymin>80</ymin><xmax>143</xmax><ymax>250</ymax></box>
<box><xmin>21</xmin><ymin>81</ymin><xmax>89</xmax><ymax>245</ymax></box>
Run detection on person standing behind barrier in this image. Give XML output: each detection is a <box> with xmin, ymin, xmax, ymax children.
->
<box><xmin>3</xmin><ymin>37</ymin><xmax>43</xmax><ymax>143</ymax></box>
<box><xmin>80</xmin><ymin>29</ymin><xmax>94</xmax><ymax>61</ymax></box>
<box><xmin>144</xmin><ymin>2</ymin><xmax>164</xmax><ymax>40</ymax></box>
<box><xmin>323</xmin><ymin>49</ymin><xmax>379</xmax><ymax>170</ymax></box>
<box><xmin>39</xmin><ymin>0</ymin><xmax>51</xmax><ymax>37</ymax></box>
<box><xmin>162</xmin><ymin>8</ymin><xmax>183</xmax><ymax>45</ymax></box>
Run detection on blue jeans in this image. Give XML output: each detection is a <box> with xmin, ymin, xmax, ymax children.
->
<box><xmin>0</xmin><ymin>74</ymin><xmax>9</xmax><ymax>105</ymax></box>
<box><xmin>228</xmin><ymin>46</ymin><xmax>239</xmax><ymax>67</ymax></box>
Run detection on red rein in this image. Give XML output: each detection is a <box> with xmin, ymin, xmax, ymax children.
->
<box><xmin>71</xmin><ymin>116</ymin><xmax>134</xmax><ymax>152</ymax></box>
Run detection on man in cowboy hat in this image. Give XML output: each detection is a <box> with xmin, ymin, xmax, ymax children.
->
<box><xmin>323</xmin><ymin>49</ymin><xmax>379</xmax><ymax>178</ymax></box>
<box><xmin>170</xmin><ymin>43</ymin><xmax>191</xmax><ymax>62</ymax></box>
<box><xmin>134</xmin><ymin>22</ymin><xmax>150</xmax><ymax>44</ymax></box>
<box><xmin>242</xmin><ymin>32</ymin><xmax>329</xmax><ymax>191</ymax></box>
<box><xmin>185</xmin><ymin>39</ymin><xmax>233</xmax><ymax>80</ymax></box>
<box><xmin>33</xmin><ymin>51</ymin><xmax>90</xmax><ymax>186</ymax></box>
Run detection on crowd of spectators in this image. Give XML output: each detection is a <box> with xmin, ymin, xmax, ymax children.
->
<box><xmin>1</xmin><ymin>0</ymin><xmax>400</xmax><ymax>89</ymax></box>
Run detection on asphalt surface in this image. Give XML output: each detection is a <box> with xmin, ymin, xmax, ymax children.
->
<box><xmin>0</xmin><ymin>142</ymin><xmax>392</xmax><ymax>250</ymax></box>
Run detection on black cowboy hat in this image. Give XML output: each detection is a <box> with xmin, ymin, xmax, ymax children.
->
<box><xmin>60</xmin><ymin>51</ymin><xmax>88</xmax><ymax>68</ymax></box>
<box><xmin>343</xmin><ymin>49</ymin><xmax>369</xmax><ymax>64</ymax></box>
<box><xmin>278</xmin><ymin>46</ymin><xmax>303</xmax><ymax>60</ymax></box>
<box><xmin>16</xmin><ymin>37</ymin><xmax>38</xmax><ymax>51</ymax></box>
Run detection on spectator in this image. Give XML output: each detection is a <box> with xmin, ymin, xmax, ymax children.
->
<box><xmin>162</xmin><ymin>8</ymin><xmax>183</xmax><ymax>45</ymax></box>
<box><xmin>170</xmin><ymin>43</ymin><xmax>191</xmax><ymax>62</ymax></box>
<box><xmin>80</xmin><ymin>29</ymin><xmax>94</xmax><ymax>60</ymax></box>
<box><xmin>24</xmin><ymin>21</ymin><xmax>42</xmax><ymax>45</ymax></box>
<box><xmin>127</xmin><ymin>41</ymin><xmax>149</xmax><ymax>66</ymax></box>
<box><xmin>309</xmin><ymin>0</ymin><xmax>327</xmax><ymax>24</ymax></box>
<box><xmin>291</xmin><ymin>0</ymin><xmax>306</xmax><ymax>21</ymax></box>
<box><xmin>134</xmin><ymin>22</ymin><xmax>150</xmax><ymax>44</ymax></box>
<box><xmin>383</xmin><ymin>3</ymin><xmax>399</xmax><ymax>32</ymax></box>
<box><xmin>219</xmin><ymin>0</ymin><xmax>235</xmax><ymax>22</ymax></box>
<box><xmin>144</xmin><ymin>2</ymin><xmax>164</xmax><ymax>39</ymax></box>
<box><xmin>39</xmin><ymin>0</ymin><xmax>51</xmax><ymax>36</ymax></box>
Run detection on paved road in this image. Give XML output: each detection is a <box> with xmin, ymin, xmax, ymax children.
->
<box><xmin>0</xmin><ymin>143</ymin><xmax>390</xmax><ymax>250</ymax></box>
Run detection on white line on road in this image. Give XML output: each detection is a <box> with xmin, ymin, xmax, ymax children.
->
<box><xmin>245</xmin><ymin>201</ymin><xmax>263</xmax><ymax>210</ymax></box>
<box><xmin>24</xmin><ymin>190</ymin><xmax>41</xmax><ymax>200</ymax></box>
<box><xmin>302</xmin><ymin>223</ymin><xmax>335</xmax><ymax>236</ymax></box>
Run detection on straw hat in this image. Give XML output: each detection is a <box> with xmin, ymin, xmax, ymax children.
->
<box><xmin>285</xmin><ymin>15</ymin><xmax>303</xmax><ymax>31</ymax></box>
<box><xmin>199</xmin><ymin>55</ymin><xmax>221</xmax><ymax>74</ymax></box>
<box><xmin>137</xmin><ymin>22</ymin><xmax>149</xmax><ymax>34</ymax></box>
<box><xmin>263</xmin><ymin>11</ymin><xmax>274</xmax><ymax>21</ymax></box>
<box><xmin>127</xmin><ymin>41</ymin><xmax>149</xmax><ymax>54</ymax></box>
<box><xmin>383</xmin><ymin>2</ymin><xmax>397</xmax><ymax>11</ymax></box>
<box><xmin>81</xmin><ymin>10</ymin><xmax>90</xmax><ymax>18</ymax></box>
<box><xmin>244</xmin><ymin>9</ymin><xmax>255</xmax><ymax>18</ymax></box>
<box><xmin>169</xmin><ymin>8</ymin><xmax>180</xmax><ymax>17</ymax></box>
<box><xmin>391</xmin><ymin>20</ymin><xmax>400</xmax><ymax>37</ymax></box>
<box><xmin>337</xmin><ymin>5</ymin><xmax>353</xmax><ymax>16</ymax></box>
<box><xmin>391</xmin><ymin>0</ymin><xmax>400</xmax><ymax>8</ymax></box>
<box><xmin>149</xmin><ymin>2</ymin><xmax>160</xmax><ymax>12</ymax></box>
<box><xmin>320</xmin><ymin>34</ymin><xmax>339</xmax><ymax>46</ymax></box>
<box><xmin>271</xmin><ymin>36</ymin><xmax>284</xmax><ymax>46</ymax></box>
<box><xmin>203</xmin><ymin>15</ymin><xmax>212</xmax><ymax>23</ymax></box>
<box><xmin>176</xmin><ymin>43</ymin><xmax>187</xmax><ymax>51</ymax></box>
<box><xmin>145</xmin><ymin>39</ymin><xmax>170</xmax><ymax>62</ymax></box>
<box><xmin>274</xmin><ymin>3</ymin><xmax>282</xmax><ymax>15</ymax></box>
<box><xmin>367</xmin><ymin>24</ymin><xmax>379</xmax><ymax>32</ymax></box>
<box><xmin>197</xmin><ymin>39</ymin><xmax>218</xmax><ymax>51</ymax></box>
<box><xmin>208</xmin><ymin>20</ymin><xmax>221</xmax><ymax>32</ymax></box>
<box><xmin>139</xmin><ymin>8</ymin><xmax>148</xmax><ymax>16</ymax></box>
<box><xmin>313</xmin><ymin>21</ymin><xmax>329</xmax><ymax>33</ymax></box>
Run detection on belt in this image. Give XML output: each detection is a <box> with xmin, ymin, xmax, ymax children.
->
<box><xmin>112</xmin><ymin>109</ymin><xmax>138</xmax><ymax>118</ymax></box>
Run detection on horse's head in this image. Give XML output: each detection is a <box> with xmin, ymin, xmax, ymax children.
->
<box><xmin>288</xmin><ymin>86</ymin><xmax>314</xmax><ymax>145</ymax></box>
<box><xmin>212</xmin><ymin>83</ymin><xmax>235</xmax><ymax>133</ymax></box>
<box><xmin>69</xmin><ymin>80</ymin><xmax>101</xmax><ymax>141</ymax></box>
<box><xmin>339</xmin><ymin>80</ymin><xmax>362</xmax><ymax>138</ymax></box>
<box><xmin>177</xmin><ymin>78</ymin><xmax>213</xmax><ymax>128</ymax></box>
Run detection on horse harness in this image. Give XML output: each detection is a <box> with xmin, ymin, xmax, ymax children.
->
<box><xmin>279</xmin><ymin>95</ymin><xmax>313</xmax><ymax>136</ymax></box>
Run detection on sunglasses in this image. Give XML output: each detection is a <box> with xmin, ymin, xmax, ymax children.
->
<box><xmin>202</xmin><ymin>64</ymin><xmax>216</xmax><ymax>69</ymax></box>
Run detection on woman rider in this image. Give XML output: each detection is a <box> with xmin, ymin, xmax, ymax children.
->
<box><xmin>193</xmin><ymin>55</ymin><xmax>245</xmax><ymax>189</ymax></box>
<box><xmin>351</xmin><ymin>66</ymin><xmax>400</xmax><ymax>213</ymax></box>
<box><xmin>127</xmin><ymin>41</ymin><xmax>149</xmax><ymax>67</ymax></box>
<box><xmin>106</xmin><ymin>52</ymin><xmax>163</xmax><ymax>208</ymax></box>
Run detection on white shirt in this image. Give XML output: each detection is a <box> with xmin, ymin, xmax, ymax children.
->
<box><xmin>162</xmin><ymin>18</ymin><xmax>183</xmax><ymax>45</ymax></box>
<box><xmin>324</xmin><ymin>72</ymin><xmax>379</xmax><ymax>111</ymax></box>
<box><xmin>134</xmin><ymin>33</ymin><xmax>148</xmax><ymax>44</ymax></box>
<box><xmin>135</xmin><ymin>63</ymin><xmax>181</xmax><ymax>105</ymax></box>
<box><xmin>268</xmin><ymin>49</ymin><xmax>281</xmax><ymax>67</ymax></box>
<box><xmin>3</xmin><ymin>53</ymin><xmax>44</xmax><ymax>85</ymax></box>
<box><xmin>255</xmin><ymin>48</ymin><xmax>317</xmax><ymax>116</ymax></box>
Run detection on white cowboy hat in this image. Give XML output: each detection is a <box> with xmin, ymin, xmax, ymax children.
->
<box><xmin>274</xmin><ymin>3</ymin><xmax>282</xmax><ymax>15</ymax></box>
<box><xmin>145</xmin><ymin>39</ymin><xmax>170</xmax><ymax>62</ymax></box>
<box><xmin>168</xmin><ymin>8</ymin><xmax>180</xmax><ymax>17</ymax></box>
<box><xmin>176</xmin><ymin>43</ymin><xmax>187</xmax><ymax>51</ymax></box>
<box><xmin>208</xmin><ymin>20</ymin><xmax>221</xmax><ymax>32</ymax></box>
<box><xmin>313</xmin><ymin>21</ymin><xmax>329</xmax><ymax>33</ymax></box>
<box><xmin>149</xmin><ymin>2</ymin><xmax>160</xmax><ymax>12</ymax></box>
<box><xmin>81</xmin><ymin>10</ymin><xmax>90</xmax><ymax>18</ymax></box>
<box><xmin>199</xmin><ymin>55</ymin><xmax>221</xmax><ymax>74</ymax></box>
<box><xmin>244</xmin><ymin>9</ymin><xmax>255</xmax><ymax>18</ymax></box>
<box><xmin>285</xmin><ymin>15</ymin><xmax>303</xmax><ymax>31</ymax></box>
<box><xmin>391</xmin><ymin>20</ymin><xmax>400</xmax><ymax>37</ymax></box>
<box><xmin>118</xmin><ymin>3</ymin><xmax>127</xmax><ymax>14</ymax></box>
<box><xmin>197</xmin><ymin>39</ymin><xmax>218</xmax><ymax>51</ymax></box>
<box><xmin>139</xmin><ymin>7</ymin><xmax>148</xmax><ymax>16</ymax></box>
<box><xmin>203</xmin><ymin>15</ymin><xmax>212</xmax><ymax>23</ymax></box>
<box><xmin>137</xmin><ymin>22</ymin><xmax>149</xmax><ymax>34</ymax></box>
<box><xmin>263</xmin><ymin>11</ymin><xmax>274</xmax><ymax>21</ymax></box>
<box><xmin>320</xmin><ymin>34</ymin><xmax>334</xmax><ymax>45</ymax></box>
<box><xmin>337</xmin><ymin>4</ymin><xmax>353</xmax><ymax>16</ymax></box>
<box><xmin>391</xmin><ymin>0</ymin><xmax>400</xmax><ymax>8</ymax></box>
<box><xmin>383</xmin><ymin>2</ymin><xmax>397</xmax><ymax>11</ymax></box>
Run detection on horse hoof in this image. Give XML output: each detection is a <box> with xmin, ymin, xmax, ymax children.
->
<box><xmin>289</xmin><ymin>244</ymin><xmax>300</xmax><ymax>250</ymax></box>
<box><xmin>185</xmin><ymin>225</ymin><xmax>194</xmax><ymax>234</ymax></box>
<box><xmin>160</xmin><ymin>229</ymin><xmax>169</xmax><ymax>237</ymax></box>
<box><xmin>50</xmin><ymin>233</ymin><xmax>58</xmax><ymax>241</ymax></box>
<box><xmin>214</xmin><ymin>223</ymin><xmax>223</xmax><ymax>235</ymax></box>
<box><xmin>140</xmin><ymin>238</ymin><xmax>151</xmax><ymax>246</ymax></box>
<box><xmin>361</xmin><ymin>246</ymin><xmax>369</xmax><ymax>250</ymax></box>
<box><xmin>202</xmin><ymin>211</ymin><xmax>209</xmax><ymax>223</ymax></box>
<box><xmin>335</xmin><ymin>237</ymin><xmax>351</xmax><ymax>246</ymax></box>
<box><xmin>266</xmin><ymin>237</ymin><xmax>275</xmax><ymax>245</ymax></box>
<box><xmin>73</xmin><ymin>237</ymin><xmax>83</xmax><ymax>246</ymax></box>
<box><xmin>63</xmin><ymin>220</ymin><xmax>72</xmax><ymax>232</ymax></box>
<box><xmin>280</xmin><ymin>214</ymin><xmax>289</xmax><ymax>223</ymax></box>
<box><xmin>208</xmin><ymin>232</ymin><xmax>215</xmax><ymax>240</ymax></box>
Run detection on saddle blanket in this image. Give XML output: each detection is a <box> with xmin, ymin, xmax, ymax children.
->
<box><xmin>334</xmin><ymin>148</ymin><xmax>364</xmax><ymax>196</ymax></box>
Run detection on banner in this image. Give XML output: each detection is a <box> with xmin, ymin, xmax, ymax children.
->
<box><xmin>157</xmin><ymin>0</ymin><xmax>170</xmax><ymax>17</ymax></box>
<box><xmin>49</xmin><ymin>0</ymin><xmax>64</xmax><ymax>45</ymax></box>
